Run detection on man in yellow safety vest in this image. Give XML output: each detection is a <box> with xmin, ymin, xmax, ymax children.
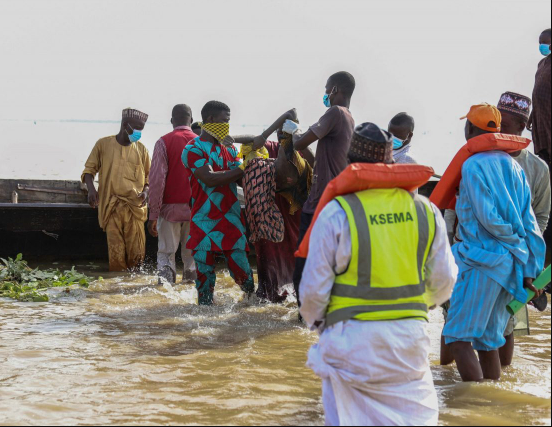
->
<box><xmin>299</xmin><ymin>123</ymin><xmax>458</xmax><ymax>426</ymax></box>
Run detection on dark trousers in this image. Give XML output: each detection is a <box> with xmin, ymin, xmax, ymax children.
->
<box><xmin>293</xmin><ymin>211</ymin><xmax>314</xmax><ymax>306</ymax></box>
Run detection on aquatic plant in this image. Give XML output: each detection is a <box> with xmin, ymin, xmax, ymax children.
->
<box><xmin>0</xmin><ymin>254</ymin><xmax>93</xmax><ymax>302</ymax></box>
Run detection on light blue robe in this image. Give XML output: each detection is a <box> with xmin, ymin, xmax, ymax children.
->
<box><xmin>444</xmin><ymin>151</ymin><xmax>545</xmax><ymax>350</ymax></box>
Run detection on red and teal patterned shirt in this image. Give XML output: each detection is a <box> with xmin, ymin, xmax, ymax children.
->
<box><xmin>182</xmin><ymin>137</ymin><xmax>247</xmax><ymax>252</ymax></box>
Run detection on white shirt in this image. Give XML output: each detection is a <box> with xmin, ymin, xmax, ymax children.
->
<box><xmin>393</xmin><ymin>143</ymin><xmax>418</xmax><ymax>164</ymax></box>
<box><xmin>299</xmin><ymin>197</ymin><xmax>458</xmax><ymax>331</ymax></box>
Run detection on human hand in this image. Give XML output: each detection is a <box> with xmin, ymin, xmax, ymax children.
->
<box><xmin>223</xmin><ymin>135</ymin><xmax>236</xmax><ymax>147</ymax></box>
<box><xmin>138</xmin><ymin>190</ymin><xmax>149</xmax><ymax>207</ymax></box>
<box><xmin>285</xmin><ymin>108</ymin><xmax>298</xmax><ymax>121</ymax></box>
<box><xmin>282</xmin><ymin>119</ymin><xmax>300</xmax><ymax>135</ymax></box>
<box><xmin>523</xmin><ymin>277</ymin><xmax>542</xmax><ymax>301</ymax></box>
<box><xmin>147</xmin><ymin>220</ymin><xmax>158</xmax><ymax>237</ymax></box>
<box><xmin>87</xmin><ymin>188</ymin><xmax>99</xmax><ymax>208</ymax></box>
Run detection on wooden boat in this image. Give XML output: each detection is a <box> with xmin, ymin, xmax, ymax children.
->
<box><xmin>0</xmin><ymin>179</ymin><xmax>439</xmax><ymax>261</ymax></box>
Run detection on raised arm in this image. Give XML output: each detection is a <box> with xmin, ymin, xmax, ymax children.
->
<box><xmin>252</xmin><ymin>109</ymin><xmax>298</xmax><ymax>150</ymax></box>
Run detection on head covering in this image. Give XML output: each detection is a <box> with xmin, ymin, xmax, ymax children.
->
<box><xmin>497</xmin><ymin>92</ymin><xmax>532</xmax><ymax>122</ymax></box>
<box><xmin>348</xmin><ymin>122</ymin><xmax>394</xmax><ymax>164</ymax></box>
<box><xmin>460</xmin><ymin>103</ymin><xmax>501</xmax><ymax>132</ymax></box>
<box><xmin>199</xmin><ymin>122</ymin><xmax>230</xmax><ymax>144</ymax></box>
<box><xmin>122</xmin><ymin>108</ymin><xmax>149</xmax><ymax>123</ymax></box>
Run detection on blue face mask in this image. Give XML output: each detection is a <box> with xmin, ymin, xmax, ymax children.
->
<box><xmin>323</xmin><ymin>87</ymin><xmax>336</xmax><ymax>108</ymax></box>
<box><xmin>393</xmin><ymin>136</ymin><xmax>405</xmax><ymax>150</ymax></box>
<box><xmin>126</xmin><ymin>127</ymin><xmax>142</xmax><ymax>143</ymax></box>
<box><xmin>323</xmin><ymin>93</ymin><xmax>332</xmax><ymax>108</ymax></box>
<box><xmin>540</xmin><ymin>44</ymin><xmax>551</xmax><ymax>57</ymax></box>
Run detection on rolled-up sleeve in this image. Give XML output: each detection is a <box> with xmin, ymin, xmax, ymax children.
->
<box><xmin>81</xmin><ymin>140</ymin><xmax>101</xmax><ymax>182</ymax></box>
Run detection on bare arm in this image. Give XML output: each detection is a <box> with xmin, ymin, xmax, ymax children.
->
<box><xmin>194</xmin><ymin>164</ymin><xmax>244</xmax><ymax>188</ymax></box>
<box><xmin>293</xmin><ymin>129</ymin><xmax>319</xmax><ymax>151</ymax></box>
<box><xmin>253</xmin><ymin>109</ymin><xmax>298</xmax><ymax>150</ymax></box>
<box><xmin>83</xmin><ymin>173</ymin><xmax>99</xmax><ymax>208</ymax></box>
<box><xmin>300</xmin><ymin>146</ymin><xmax>315</xmax><ymax>167</ymax></box>
<box><xmin>233</xmin><ymin>135</ymin><xmax>256</xmax><ymax>145</ymax></box>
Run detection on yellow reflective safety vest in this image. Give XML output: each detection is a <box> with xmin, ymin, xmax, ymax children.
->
<box><xmin>326</xmin><ymin>188</ymin><xmax>436</xmax><ymax>327</ymax></box>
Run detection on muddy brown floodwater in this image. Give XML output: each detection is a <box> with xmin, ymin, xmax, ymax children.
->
<box><xmin>0</xmin><ymin>264</ymin><xmax>550</xmax><ymax>426</ymax></box>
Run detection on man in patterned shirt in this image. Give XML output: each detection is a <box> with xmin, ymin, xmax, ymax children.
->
<box><xmin>182</xmin><ymin>101</ymin><xmax>255</xmax><ymax>305</ymax></box>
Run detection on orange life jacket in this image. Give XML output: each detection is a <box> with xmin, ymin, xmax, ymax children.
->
<box><xmin>430</xmin><ymin>133</ymin><xmax>531</xmax><ymax>210</ymax></box>
<box><xmin>295</xmin><ymin>163</ymin><xmax>434</xmax><ymax>258</ymax></box>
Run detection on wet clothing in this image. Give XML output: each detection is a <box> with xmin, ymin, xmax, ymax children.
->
<box><xmin>292</xmin><ymin>212</ymin><xmax>314</xmax><ymax>305</ymax></box>
<box><xmin>193</xmin><ymin>249</ymin><xmax>254</xmax><ymax>305</ymax></box>
<box><xmin>156</xmin><ymin>217</ymin><xmax>195</xmax><ymax>283</ymax></box>
<box><xmin>82</xmin><ymin>135</ymin><xmax>150</xmax><ymax>272</ymax></box>
<box><xmin>253</xmin><ymin>141</ymin><xmax>302</xmax><ymax>303</ymax></box>
<box><xmin>82</xmin><ymin>135</ymin><xmax>151</xmax><ymax>230</ymax></box>
<box><xmin>393</xmin><ymin>143</ymin><xmax>418</xmax><ymax>165</ymax></box>
<box><xmin>277</xmin><ymin>136</ymin><xmax>313</xmax><ymax>215</ymax></box>
<box><xmin>443</xmin><ymin>152</ymin><xmax>545</xmax><ymax>351</ymax></box>
<box><xmin>532</xmin><ymin>56</ymin><xmax>551</xmax><ymax>160</ymax></box>
<box><xmin>303</xmin><ymin>106</ymin><xmax>355</xmax><ymax>214</ymax></box>
<box><xmin>300</xmin><ymin>197</ymin><xmax>456</xmax><ymax>426</ymax></box>
<box><xmin>182</xmin><ymin>136</ymin><xmax>252</xmax><ymax>304</ymax></box>
<box><xmin>149</xmin><ymin>126</ymin><xmax>197</xmax><ymax>283</ymax></box>
<box><xmin>182</xmin><ymin>137</ymin><xmax>247</xmax><ymax>252</ymax></box>
<box><xmin>105</xmin><ymin>199</ymin><xmax>146</xmax><ymax>271</ymax></box>
<box><xmin>313</xmin><ymin>321</ymin><xmax>440</xmax><ymax>426</ymax></box>
<box><xmin>243</xmin><ymin>158</ymin><xmax>285</xmax><ymax>244</ymax></box>
<box><xmin>444</xmin><ymin>269</ymin><xmax>514</xmax><ymax>351</ymax></box>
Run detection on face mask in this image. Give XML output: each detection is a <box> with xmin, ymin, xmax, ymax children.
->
<box><xmin>540</xmin><ymin>44</ymin><xmax>551</xmax><ymax>56</ymax></box>
<box><xmin>126</xmin><ymin>127</ymin><xmax>142</xmax><ymax>143</ymax></box>
<box><xmin>200</xmin><ymin>122</ymin><xmax>230</xmax><ymax>144</ymax></box>
<box><xmin>323</xmin><ymin>87</ymin><xmax>336</xmax><ymax>108</ymax></box>
<box><xmin>393</xmin><ymin>136</ymin><xmax>405</xmax><ymax>150</ymax></box>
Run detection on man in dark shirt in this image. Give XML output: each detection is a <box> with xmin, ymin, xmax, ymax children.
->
<box><xmin>528</xmin><ymin>28</ymin><xmax>551</xmax><ymax>258</ymax></box>
<box><xmin>292</xmin><ymin>71</ymin><xmax>356</xmax><ymax>311</ymax></box>
<box><xmin>529</xmin><ymin>28</ymin><xmax>551</xmax><ymax>165</ymax></box>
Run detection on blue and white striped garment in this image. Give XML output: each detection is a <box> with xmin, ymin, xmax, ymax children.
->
<box><xmin>443</xmin><ymin>151</ymin><xmax>545</xmax><ymax>351</ymax></box>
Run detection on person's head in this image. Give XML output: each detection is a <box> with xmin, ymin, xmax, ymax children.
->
<box><xmin>539</xmin><ymin>28</ymin><xmax>551</xmax><ymax>56</ymax></box>
<box><xmin>388</xmin><ymin>112</ymin><xmax>415</xmax><ymax>150</ymax></box>
<box><xmin>200</xmin><ymin>101</ymin><xmax>231</xmax><ymax>144</ymax></box>
<box><xmin>497</xmin><ymin>92</ymin><xmax>531</xmax><ymax>136</ymax></box>
<box><xmin>121</xmin><ymin>108</ymin><xmax>148</xmax><ymax>143</ymax></box>
<box><xmin>171</xmin><ymin>104</ymin><xmax>193</xmax><ymax>128</ymax></box>
<box><xmin>191</xmin><ymin>122</ymin><xmax>202</xmax><ymax>136</ymax></box>
<box><xmin>460</xmin><ymin>103</ymin><xmax>501</xmax><ymax>141</ymax></box>
<box><xmin>348</xmin><ymin>122</ymin><xmax>394</xmax><ymax>165</ymax></box>
<box><xmin>324</xmin><ymin>71</ymin><xmax>356</xmax><ymax>107</ymax></box>
<box><xmin>201</xmin><ymin>101</ymin><xmax>231</xmax><ymax>124</ymax></box>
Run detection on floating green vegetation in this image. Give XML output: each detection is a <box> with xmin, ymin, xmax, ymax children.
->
<box><xmin>0</xmin><ymin>254</ymin><xmax>94</xmax><ymax>302</ymax></box>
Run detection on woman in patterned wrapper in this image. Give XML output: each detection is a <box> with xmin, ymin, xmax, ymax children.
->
<box><xmin>241</xmin><ymin>109</ymin><xmax>314</xmax><ymax>303</ymax></box>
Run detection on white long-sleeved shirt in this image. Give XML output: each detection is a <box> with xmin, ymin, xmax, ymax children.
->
<box><xmin>299</xmin><ymin>197</ymin><xmax>458</xmax><ymax>331</ymax></box>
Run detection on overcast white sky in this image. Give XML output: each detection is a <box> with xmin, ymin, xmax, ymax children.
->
<box><xmin>0</xmin><ymin>0</ymin><xmax>550</xmax><ymax>177</ymax></box>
